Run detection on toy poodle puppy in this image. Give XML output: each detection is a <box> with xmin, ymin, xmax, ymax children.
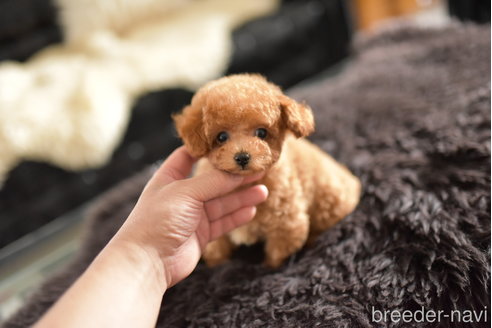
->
<box><xmin>173</xmin><ymin>74</ymin><xmax>360</xmax><ymax>268</ymax></box>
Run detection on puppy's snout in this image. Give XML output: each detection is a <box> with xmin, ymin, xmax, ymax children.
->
<box><xmin>234</xmin><ymin>152</ymin><xmax>250</xmax><ymax>169</ymax></box>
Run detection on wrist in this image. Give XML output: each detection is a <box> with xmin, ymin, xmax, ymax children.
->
<box><xmin>98</xmin><ymin>235</ymin><xmax>169</xmax><ymax>294</ymax></box>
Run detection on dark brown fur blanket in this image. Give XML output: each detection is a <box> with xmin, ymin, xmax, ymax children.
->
<box><xmin>3</xmin><ymin>22</ymin><xmax>490</xmax><ymax>328</ymax></box>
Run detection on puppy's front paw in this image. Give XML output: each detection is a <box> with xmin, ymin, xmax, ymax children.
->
<box><xmin>264</xmin><ymin>256</ymin><xmax>284</xmax><ymax>269</ymax></box>
<box><xmin>263</xmin><ymin>246</ymin><xmax>287</xmax><ymax>268</ymax></box>
<box><xmin>264</xmin><ymin>224</ymin><xmax>309</xmax><ymax>268</ymax></box>
<box><xmin>203</xmin><ymin>255</ymin><xmax>228</xmax><ymax>267</ymax></box>
<box><xmin>202</xmin><ymin>237</ymin><xmax>233</xmax><ymax>267</ymax></box>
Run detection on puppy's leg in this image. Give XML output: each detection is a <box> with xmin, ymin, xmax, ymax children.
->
<box><xmin>263</xmin><ymin>210</ymin><xmax>309</xmax><ymax>268</ymax></box>
<box><xmin>202</xmin><ymin>236</ymin><xmax>235</xmax><ymax>267</ymax></box>
<box><xmin>308</xmin><ymin>172</ymin><xmax>361</xmax><ymax>244</ymax></box>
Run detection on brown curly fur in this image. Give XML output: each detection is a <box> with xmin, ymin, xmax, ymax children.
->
<box><xmin>173</xmin><ymin>74</ymin><xmax>361</xmax><ymax>267</ymax></box>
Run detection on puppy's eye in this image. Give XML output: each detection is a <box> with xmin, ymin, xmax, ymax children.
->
<box><xmin>216</xmin><ymin>131</ymin><xmax>229</xmax><ymax>143</ymax></box>
<box><xmin>255</xmin><ymin>128</ymin><xmax>268</xmax><ymax>139</ymax></box>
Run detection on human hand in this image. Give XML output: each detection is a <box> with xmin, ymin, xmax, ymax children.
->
<box><xmin>112</xmin><ymin>146</ymin><xmax>268</xmax><ymax>289</ymax></box>
<box><xmin>34</xmin><ymin>147</ymin><xmax>267</xmax><ymax>328</ymax></box>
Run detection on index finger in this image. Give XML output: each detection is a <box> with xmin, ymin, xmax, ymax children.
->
<box><xmin>152</xmin><ymin>146</ymin><xmax>197</xmax><ymax>186</ymax></box>
<box><xmin>181</xmin><ymin>169</ymin><xmax>264</xmax><ymax>202</ymax></box>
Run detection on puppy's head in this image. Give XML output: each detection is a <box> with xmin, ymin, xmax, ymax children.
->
<box><xmin>173</xmin><ymin>74</ymin><xmax>314</xmax><ymax>175</ymax></box>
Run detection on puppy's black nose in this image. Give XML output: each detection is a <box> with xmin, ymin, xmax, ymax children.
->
<box><xmin>234</xmin><ymin>152</ymin><xmax>250</xmax><ymax>168</ymax></box>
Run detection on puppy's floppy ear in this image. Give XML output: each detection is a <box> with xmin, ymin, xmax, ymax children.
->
<box><xmin>279</xmin><ymin>94</ymin><xmax>314</xmax><ymax>138</ymax></box>
<box><xmin>172</xmin><ymin>105</ymin><xmax>208</xmax><ymax>157</ymax></box>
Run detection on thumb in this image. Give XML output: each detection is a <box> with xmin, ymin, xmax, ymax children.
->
<box><xmin>181</xmin><ymin>169</ymin><xmax>263</xmax><ymax>202</ymax></box>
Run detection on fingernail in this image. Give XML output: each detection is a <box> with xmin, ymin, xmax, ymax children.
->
<box><xmin>251</xmin><ymin>206</ymin><xmax>257</xmax><ymax>216</ymax></box>
<box><xmin>259</xmin><ymin>184</ymin><xmax>269</xmax><ymax>197</ymax></box>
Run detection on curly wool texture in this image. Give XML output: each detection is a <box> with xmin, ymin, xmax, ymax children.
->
<box><xmin>0</xmin><ymin>0</ymin><xmax>278</xmax><ymax>184</ymax></box>
<box><xmin>3</xmin><ymin>23</ymin><xmax>490</xmax><ymax>328</ymax></box>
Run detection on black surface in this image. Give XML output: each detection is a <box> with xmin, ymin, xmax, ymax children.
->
<box><xmin>227</xmin><ymin>0</ymin><xmax>351</xmax><ymax>88</ymax></box>
<box><xmin>0</xmin><ymin>0</ymin><xmax>61</xmax><ymax>62</ymax></box>
<box><xmin>0</xmin><ymin>0</ymin><xmax>352</xmax><ymax>248</ymax></box>
<box><xmin>448</xmin><ymin>0</ymin><xmax>490</xmax><ymax>24</ymax></box>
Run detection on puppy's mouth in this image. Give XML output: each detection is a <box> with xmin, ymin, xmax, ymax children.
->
<box><xmin>222</xmin><ymin>166</ymin><xmax>264</xmax><ymax>176</ymax></box>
